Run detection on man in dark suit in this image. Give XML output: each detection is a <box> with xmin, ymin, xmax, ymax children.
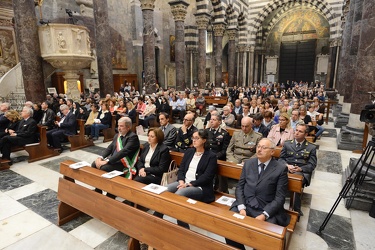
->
<box><xmin>0</xmin><ymin>102</ymin><xmax>10</xmax><ymax>133</ymax></box>
<box><xmin>92</xmin><ymin>117</ymin><xmax>140</xmax><ymax>176</ymax></box>
<box><xmin>0</xmin><ymin>106</ymin><xmax>37</xmax><ymax>162</ymax></box>
<box><xmin>226</xmin><ymin>138</ymin><xmax>290</xmax><ymax>250</ymax></box>
<box><xmin>252</xmin><ymin>113</ymin><xmax>269</xmax><ymax>137</ymax></box>
<box><xmin>159</xmin><ymin>112</ymin><xmax>176</xmax><ymax>149</ymax></box>
<box><xmin>46</xmin><ymin>104</ymin><xmax>77</xmax><ymax>152</ymax></box>
<box><xmin>173</xmin><ymin>113</ymin><xmax>197</xmax><ymax>152</ymax></box>
<box><xmin>279</xmin><ymin>123</ymin><xmax>317</xmax><ymax>215</ymax></box>
<box><xmin>39</xmin><ymin>101</ymin><xmax>56</xmax><ymax>130</ymax></box>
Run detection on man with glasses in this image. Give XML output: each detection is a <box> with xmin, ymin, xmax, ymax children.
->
<box><xmin>173</xmin><ymin>113</ymin><xmax>197</xmax><ymax>152</ymax></box>
<box><xmin>226</xmin><ymin>117</ymin><xmax>262</xmax><ymax>164</ymax></box>
<box><xmin>226</xmin><ymin>138</ymin><xmax>290</xmax><ymax>249</ymax></box>
<box><xmin>279</xmin><ymin>123</ymin><xmax>317</xmax><ymax>216</ymax></box>
<box><xmin>207</xmin><ymin>114</ymin><xmax>230</xmax><ymax>192</ymax></box>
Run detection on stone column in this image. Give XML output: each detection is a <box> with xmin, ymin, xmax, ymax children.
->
<box><xmin>93</xmin><ymin>0</ymin><xmax>113</xmax><ymax>97</ymax></box>
<box><xmin>325</xmin><ymin>39</ymin><xmax>339</xmax><ymax>88</ymax></box>
<box><xmin>248</xmin><ymin>46</ymin><xmax>255</xmax><ymax>86</ymax></box>
<box><xmin>186</xmin><ymin>47</ymin><xmax>197</xmax><ymax>89</ymax></box>
<box><xmin>169</xmin><ymin>0</ymin><xmax>189</xmax><ymax>91</ymax></box>
<box><xmin>213</xmin><ymin>22</ymin><xmax>226</xmax><ymax>87</ymax></box>
<box><xmin>140</xmin><ymin>0</ymin><xmax>157</xmax><ymax>94</ymax></box>
<box><xmin>12</xmin><ymin>0</ymin><xmax>45</xmax><ymax>102</ymax></box>
<box><xmin>237</xmin><ymin>44</ymin><xmax>246</xmax><ymax>86</ymax></box>
<box><xmin>195</xmin><ymin>13</ymin><xmax>210</xmax><ymax>89</ymax></box>
<box><xmin>226</xmin><ymin>28</ymin><xmax>237</xmax><ymax>87</ymax></box>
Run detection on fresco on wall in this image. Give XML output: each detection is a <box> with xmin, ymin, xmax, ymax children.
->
<box><xmin>0</xmin><ymin>27</ymin><xmax>18</xmax><ymax>77</ymax></box>
<box><xmin>266</xmin><ymin>9</ymin><xmax>330</xmax><ymax>45</ymax></box>
<box><xmin>111</xmin><ymin>32</ymin><xmax>127</xmax><ymax>69</ymax></box>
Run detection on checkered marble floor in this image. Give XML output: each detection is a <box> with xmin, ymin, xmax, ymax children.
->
<box><xmin>1</xmin><ymin>119</ymin><xmax>375</xmax><ymax>250</ymax></box>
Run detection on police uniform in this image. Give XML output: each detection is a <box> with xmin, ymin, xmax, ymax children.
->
<box><xmin>206</xmin><ymin>127</ymin><xmax>230</xmax><ymax>160</ymax></box>
<box><xmin>174</xmin><ymin>125</ymin><xmax>197</xmax><ymax>152</ymax></box>
<box><xmin>226</xmin><ymin>130</ymin><xmax>262</xmax><ymax>164</ymax></box>
<box><xmin>279</xmin><ymin>139</ymin><xmax>317</xmax><ymax>213</ymax></box>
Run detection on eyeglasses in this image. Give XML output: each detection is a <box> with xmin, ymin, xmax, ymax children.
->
<box><xmin>192</xmin><ymin>137</ymin><xmax>201</xmax><ymax>141</ymax></box>
<box><xmin>183</xmin><ymin>119</ymin><xmax>193</xmax><ymax>122</ymax></box>
<box><xmin>257</xmin><ymin>145</ymin><xmax>274</xmax><ymax>150</ymax></box>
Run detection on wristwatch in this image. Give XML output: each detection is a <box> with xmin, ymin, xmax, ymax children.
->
<box><xmin>262</xmin><ymin>211</ymin><xmax>269</xmax><ymax>220</ymax></box>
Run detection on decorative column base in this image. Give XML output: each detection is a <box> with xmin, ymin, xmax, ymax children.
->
<box><xmin>337</xmin><ymin>113</ymin><xmax>365</xmax><ymax>150</ymax></box>
<box><xmin>63</xmin><ymin>70</ymin><xmax>82</xmax><ymax>102</ymax></box>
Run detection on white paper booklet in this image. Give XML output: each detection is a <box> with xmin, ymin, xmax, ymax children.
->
<box><xmin>142</xmin><ymin>183</ymin><xmax>168</xmax><ymax>194</ymax></box>
<box><xmin>215</xmin><ymin>196</ymin><xmax>236</xmax><ymax>206</ymax></box>
<box><xmin>69</xmin><ymin>161</ymin><xmax>90</xmax><ymax>169</ymax></box>
<box><xmin>101</xmin><ymin>170</ymin><xmax>124</xmax><ymax>178</ymax></box>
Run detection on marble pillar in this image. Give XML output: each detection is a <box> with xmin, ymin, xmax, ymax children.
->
<box><xmin>195</xmin><ymin>13</ymin><xmax>210</xmax><ymax>89</ymax></box>
<box><xmin>93</xmin><ymin>0</ymin><xmax>113</xmax><ymax>97</ymax></box>
<box><xmin>140</xmin><ymin>0</ymin><xmax>157</xmax><ymax>94</ymax></box>
<box><xmin>248</xmin><ymin>46</ymin><xmax>255</xmax><ymax>86</ymax></box>
<box><xmin>227</xmin><ymin>29</ymin><xmax>237</xmax><ymax>87</ymax></box>
<box><xmin>186</xmin><ymin>47</ymin><xmax>197</xmax><ymax>89</ymax></box>
<box><xmin>12</xmin><ymin>0</ymin><xmax>45</xmax><ymax>102</ymax></box>
<box><xmin>213</xmin><ymin>22</ymin><xmax>226</xmax><ymax>87</ymax></box>
<box><xmin>326</xmin><ymin>39</ymin><xmax>339</xmax><ymax>89</ymax></box>
<box><xmin>237</xmin><ymin>44</ymin><xmax>246</xmax><ymax>86</ymax></box>
<box><xmin>169</xmin><ymin>0</ymin><xmax>189</xmax><ymax>91</ymax></box>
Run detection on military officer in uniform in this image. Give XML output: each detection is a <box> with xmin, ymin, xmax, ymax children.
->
<box><xmin>279</xmin><ymin>123</ymin><xmax>317</xmax><ymax>215</ymax></box>
<box><xmin>206</xmin><ymin>113</ymin><xmax>231</xmax><ymax>192</ymax></box>
<box><xmin>226</xmin><ymin>117</ymin><xmax>262</xmax><ymax>164</ymax></box>
<box><xmin>173</xmin><ymin>113</ymin><xmax>197</xmax><ymax>152</ymax></box>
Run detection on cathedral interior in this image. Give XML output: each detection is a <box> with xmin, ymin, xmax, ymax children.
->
<box><xmin>1</xmin><ymin>0</ymin><xmax>375</xmax><ymax>249</ymax></box>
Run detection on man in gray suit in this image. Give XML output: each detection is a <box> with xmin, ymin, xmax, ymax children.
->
<box><xmin>279</xmin><ymin>123</ymin><xmax>317</xmax><ymax>215</ymax></box>
<box><xmin>226</xmin><ymin>138</ymin><xmax>290</xmax><ymax>250</ymax></box>
<box><xmin>159</xmin><ymin>112</ymin><xmax>176</xmax><ymax>150</ymax></box>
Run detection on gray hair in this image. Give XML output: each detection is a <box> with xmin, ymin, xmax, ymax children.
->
<box><xmin>60</xmin><ymin>104</ymin><xmax>69</xmax><ymax>111</ymax></box>
<box><xmin>211</xmin><ymin>113</ymin><xmax>222</xmax><ymax>121</ymax></box>
<box><xmin>118</xmin><ymin>117</ymin><xmax>132</xmax><ymax>128</ymax></box>
<box><xmin>1</xmin><ymin>102</ymin><xmax>10</xmax><ymax>110</ymax></box>
<box><xmin>259</xmin><ymin>138</ymin><xmax>276</xmax><ymax>149</ymax></box>
<box><xmin>23</xmin><ymin>106</ymin><xmax>33</xmax><ymax>116</ymax></box>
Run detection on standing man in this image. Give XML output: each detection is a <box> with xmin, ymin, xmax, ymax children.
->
<box><xmin>279</xmin><ymin>124</ymin><xmax>317</xmax><ymax>215</ymax></box>
<box><xmin>0</xmin><ymin>106</ymin><xmax>37</xmax><ymax>163</ymax></box>
<box><xmin>39</xmin><ymin>101</ymin><xmax>56</xmax><ymax>130</ymax></box>
<box><xmin>175</xmin><ymin>93</ymin><xmax>187</xmax><ymax>121</ymax></box>
<box><xmin>226</xmin><ymin>138</ymin><xmax>290</xmax><ymax>249</ymax></box>
<box><xmin>46</xmin><ymin>104</ymin><xmax>77</xmax><ymax>152</ymax></box>
<box><xmin>174</xmin><ymin>113</ymin><xmax>197</xmax><ymax>152</ymax></box>
<box><xmin>159</xmin><ymin>112</ymin><xmax>177</xmax><ymax>150</ymax></box>
<box><xmin>226</xmin><ymin>117</ymin><xmax>262</xmax><ymax>164</ymax></box>
<box><xmin>206</xmin><ymin>113</ymin><xmax>230</xmax><ymax>193</ymax></box>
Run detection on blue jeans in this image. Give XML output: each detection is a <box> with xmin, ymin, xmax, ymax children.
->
<box><xmin>90</xmin><ymin>123</ymin><xmax>109</xmax><ymax>138</ymax></box>
<box><xmin>167</xmin><ymin>181</ymin><xmax>203</xmax><ymax>201</ymax></box>
<box><xmin>315</xmin><ymin>125</ymin><xmax>324</xmax><ymax>138</ymax></box>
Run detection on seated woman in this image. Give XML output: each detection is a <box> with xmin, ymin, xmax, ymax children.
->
<box><xmin>134</xmin><ymin>128</ymin><xmax>171</xmax><ymax>184</ymax></box>
<box><xmin>140</xmin><ymin>98</ymin><xmax>156</xmax><ymax>128</ymax></box>
<box><xmin>126</xmin><ymin>102</ymin><xmax>137</xmax><ymax>124</ymax></box>
<box><xmin>0</xmin><ymin>110</ymin><xmax>21</xmax><ymax>139</ymax></box>
<box><xmin>154</xmin><ymin>129</ymin><xmax>217</xmax><ymax>228</ymax></box>
<box><xmin>90</xmin><ymin>102</ymin><xmax>112</xmax><ymax>140</ymax></box>
<box><xmin>195</xmin><ymin>93</ymin><xmax>206</xmax><ymax>116</ymax></box>
<box><xmin>267</xmin><ymin>112</ymin><xmax>294</xmax><ymax>147</ymax></box>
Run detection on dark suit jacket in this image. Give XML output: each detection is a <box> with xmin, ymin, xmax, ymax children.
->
<box><xmin>39</xmin><ymin>108</ymin><xmax>56</xmax><ymax>130</ymax></box>
<box><xmin>232</xmin><ymin>157</ymin><xmax>290</xmax><ymax>227</ymax></box>
<box><xmin>16</xmin><ymin>117</ymin><xmax>38</xmax><ymax>144</ymax></box>
<box><xmin>177</xmin><ymin>148</ymin><xmax>217</xmax><ymax>203</ymax></box>
<box><xmin>161</xmin><ymin>123</ymin><xmax>177</xmax><ymax>149</ymax></box>
<box><xmin>97</xmin><ymin>110</ymin><xmax>112</xmax><ymax>126</ymax></box>
<box><xmin>59</xmin><ymin>112</ymin><xmax>77</xmax><ymax>136</ymax></box>
<box><xmin>136</xmin><ymin>143</ymin><xmax>171</xmax><ymax>178</ymax></box>
<box><xmin>0</xmin><ymin>114</ymin><xmax>9</xmax><ymax>132</ymax></box>
<box><xmin>127</xmin><ymin>109</ymin><xmax>136</xmax><ymax>123</ymax></box>
<box><xmin>102</xmin><ymin>131</ymin><xmax>140</xmax><ymax>165</ymax></box>
<box><xmin>279</xmin><ymin>139</ymin><xmax>317</xmax><ymax>186</ymax></box>
<box><xmin>253</xmin><ymin>123</ymin><xmax>269</xmax><ymax>138</ymax></box>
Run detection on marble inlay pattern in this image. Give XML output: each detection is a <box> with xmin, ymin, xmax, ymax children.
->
<box><xmin>40</xmin><ymin>156</ymin><xmax>81</xmax><ymax>172</ymax></box>
<box><xmin>307</xmin><ymin>209</ymin><xmax>355</xmax><ymax>250</ymax></box>
<box><xmin>17</xmin><ymin>189</ymin><xmax>59</xmax><ymax>224</ymax></box>
<box><xmin>80</xmin><ymin>145</ymin><xmax>108</xmax><ymax>155</ymax></box>
<box><xmin>95</xmin><ymin>231</ymin><xmax>130</xmax><ymax>250</ymax></box>
<box><xmin>60</xmin><ymin>214</ymin><xmax>93</xmax><ymax>232</ymax></box>
<box><xmin>322</xmin><ymin>128</ymin><xmax>338</xmax><ymax>138</ymax></box>
<box><xmin>316</xmin><ymin>150</ymin><xmax>342</xmax><ymax>174</ymax></box>
<box><xmin>0</xmin><ymin>170</ymin><xmax>33</xmax><ymax>192</ymax></box>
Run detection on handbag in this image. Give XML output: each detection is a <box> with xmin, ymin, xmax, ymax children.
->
<box><xmin>161</xmin><ymin>160</ymin><xmax>178</xmax><ymax>186</ymax></box>
<box><xmin>136</xmin><ymin>125</ymin><xmax>145</xmax><ymax>135</ymax></box>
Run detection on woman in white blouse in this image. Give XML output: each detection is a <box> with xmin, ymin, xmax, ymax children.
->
<box><xmin>134</xmin><ymin>128</ymin><xmax>171</xmax><ymax>184</ymax></box>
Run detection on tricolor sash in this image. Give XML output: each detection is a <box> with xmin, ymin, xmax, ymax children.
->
<box><xmin>116</xmin><ymin>135</ymin><xmax>139</xmax><ymax>179</ymax></box>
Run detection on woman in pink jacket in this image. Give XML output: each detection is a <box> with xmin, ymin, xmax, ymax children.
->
<box><xmin>267</xmin><ymin>112</ymin><xmax>294</xmax><ymax>146</ymax></box>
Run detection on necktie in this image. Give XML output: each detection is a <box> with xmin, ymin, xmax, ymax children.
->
<box><xmin>162</xmin><ymin>126</ymin><xmax>165</xmax><ymax>132</ymax></box>
<box><xmin>259</xmin><ymin>163</ymin><xmax>265</xmax><ymax>177</ymax></box>
<box><xmin>296</xmin><ymin>143</ymin><xmax>301</xmax><ymax>148</ymax></box>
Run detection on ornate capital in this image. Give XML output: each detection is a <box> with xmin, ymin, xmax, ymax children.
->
<box><xmin>226</xmin><ymin>28</ymin><xmax>238</xmax><ymax>41</ymax></box>
<box><xmin>195</xmin><ymin>13</ymin><xmax>210</xmax><ymax>30</ymax></box>
<box><xmin>169</xmin><ymin>0</ymin><xmax>189</xmax><ymax>22</ymax></box>
<box><xmin>236</xmin><ymin>44</ymin><xmax>247</xmax><ymax>53</ymax></box>
<box><xmin>0</xmin><ymin>18</ymin><xmax>13</xmax><ymax>27</ymax></box>
<box><xmin>140</xmin><ymin>0</ymin><xmax>156</xmax><ymax>11</ymax></box>
<box><xmin>213</xmin><ymin>22</ymin><xmax>226</xmax><ymax>37</ymax></box>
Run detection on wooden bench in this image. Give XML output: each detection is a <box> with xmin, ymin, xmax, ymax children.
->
<box><xmin>204</xmin><ymin>96</ymin><xmax>228</xmax><ymax>108</ymax></box>
<box><xmin>58</xmin><ymin>160</ymin><xmax>287</xmax><ymax>250</ymax></box>
<box><xmin>0</xmin><ymin>125</ymin><xmax>60</xmax><ymax>170</ymax></box>
<box><xmin>68</xmin><ymin>119</ymin><xmax>94</xmax><ymax>151</ymax></box>
<box><xmin>102</xmin><ymin>115</ymin><xmax>116</xmax><ymax>143</ymax></box>
<box><xmin>169</xmin><ymin>151</ymin><xmax>303</xmax><ymax>249</ymax></box>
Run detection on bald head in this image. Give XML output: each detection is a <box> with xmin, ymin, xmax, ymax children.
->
<box><xmin>241</xmin><ymin>116</ymin><xmax>253</xmax><ymax>134</ymax></box>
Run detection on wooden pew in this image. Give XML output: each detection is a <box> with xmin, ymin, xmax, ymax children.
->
<box><xmin>102</xmin><ymin>115</ymin><xmax>116</xmax><ymax>143</ymax></box>
<box><xmin>204</xmin><ymin>96</ymin><xmax>228</xmax><ymax>107</ymax></box>
<box><xmin>0</xmin><ymin>125</ymin><xmax>60</xmax><ymax>170</ymax></box>
<box><xmin>68</xmin><ymin>119</ymin><xmax>94</xmax><ymax>151</ymax></box>
<box><xmin>58</xmin><ymin>160</ymin><xmax>287</xmax><ymax>250</ymax></box>
<box><xmin>169</xmin><ymin>152</ymin><xmax>303</xmax><ymax>249</ymax></box>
